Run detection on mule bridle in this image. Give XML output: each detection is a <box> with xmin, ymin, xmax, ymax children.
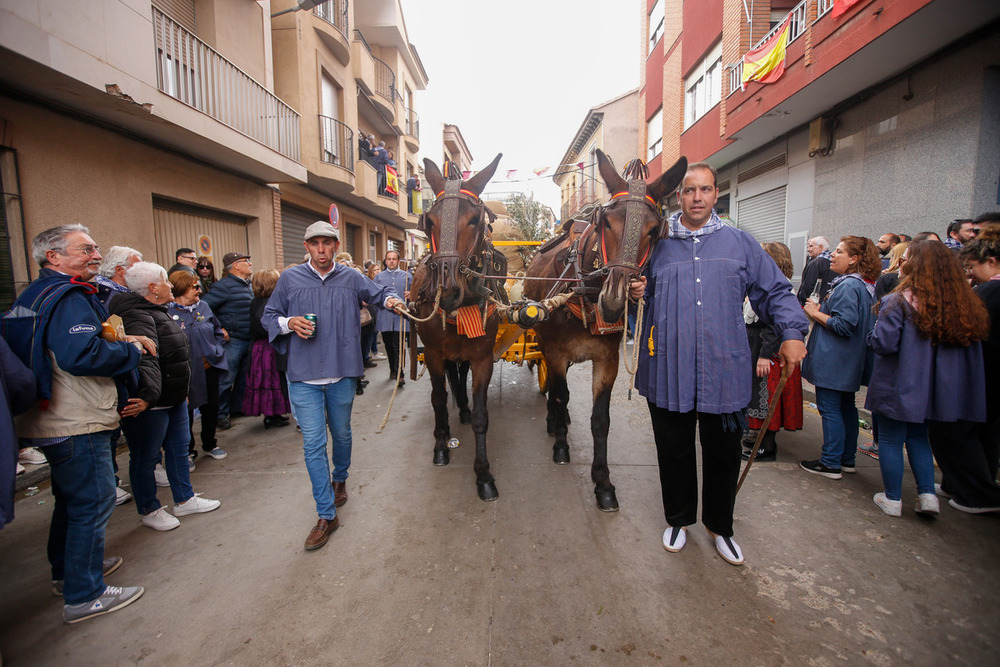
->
<box><xmin>596</xmin><ymin>178</ymin><xmax>661</xmax><ymax>277</ymax></box>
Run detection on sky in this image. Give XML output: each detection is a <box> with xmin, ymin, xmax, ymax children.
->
<box><xmin>401</xmin><ymin>0</ymin><xmax>641</xmax><ymax>216</ymax></box>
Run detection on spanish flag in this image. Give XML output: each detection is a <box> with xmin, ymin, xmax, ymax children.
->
<box><xmin>741</xmin><ymin>17</ymin><xmax>791</xmax><ymax>89</ymax></box>
<box><xmin>385</xmin><ymin>165</ymin><xmax>399</xmax><ymax>196</ymax></box>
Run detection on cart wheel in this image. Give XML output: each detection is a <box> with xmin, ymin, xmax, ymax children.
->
<box><xmin>536</xmin><ymin>357</ymin><xmax>549</xmax><ymax>394</ymax></box>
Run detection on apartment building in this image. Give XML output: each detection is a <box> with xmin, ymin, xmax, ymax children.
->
<box><xmin>0</xmin><ymin>0</ymin><xmax>306</xmax><ymax>309</ymax></box>
<box><xmin>553</xmin><ymin>88</ymin><xmax>639</xmax><ymax>222</ymax></box>
<box><xmin>641</xmin><ymin>0</ymin><xmax>1000</xmax><ymax>281</ymax></box>
<box><xmin>270</xmin><ymin>0</ymin><xmax>427</xmax><ymax>267</ymax></box>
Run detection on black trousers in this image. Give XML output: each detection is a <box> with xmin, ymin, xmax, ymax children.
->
<box><xmin>647</xmin><ymin>403</ymin><xmax>742</xmax><ymax>537</ymax></box>
<box><xmin>928</xmin><ymin>419</ymin><xmax>1000</xmax><ymax>508</ymax></box>
<box><xmin>190</xmin><ymin>366</ymin><xmax>222</xmax><ymax>454</ymax></box>
<box><xmin>382</xmin><ymin>331</ymin><xmax>403</xmax><ymax>377</ymax></box>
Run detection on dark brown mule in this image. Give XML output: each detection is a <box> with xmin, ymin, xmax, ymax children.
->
<box><xmin>523</xmin><ymin>149</ymin><xmax>687</xmax><ymax>511</ymax></box>
<box><xmin>409</xmin><ymin>154</ymin><xmax>506</xmax><ymax>501</ymax></box>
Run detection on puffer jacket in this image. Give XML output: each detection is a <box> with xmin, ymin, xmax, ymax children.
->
<box><xmin>110</xmin><ymin>292</ymin><xmax>191</xmax><ymax>408</ymax></box>
<box><xmin>202</xmin><ymin>273</ymin><xmax>253</xmax><ymax>341</ymax></box>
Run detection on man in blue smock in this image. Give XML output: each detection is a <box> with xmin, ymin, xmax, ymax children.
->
<box><xmin>631</xmin><ymin>163</ymin><xmax>809</xmax><ymax>566</ymax></box>
<box><xmin>262</xmin><ymin>221</ymin><xmax>404</xmax><ymax>551</ymax></box>
<box><xmin>374</xmin><ymin>250</ymin><xmax>410</xmax><ymax>387</ymax></box>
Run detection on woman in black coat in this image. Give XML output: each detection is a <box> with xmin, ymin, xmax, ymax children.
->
<box><xmin>112</xmin><ymin>262</ymin><xmax>221</xmax><ymax>532</ymax></box>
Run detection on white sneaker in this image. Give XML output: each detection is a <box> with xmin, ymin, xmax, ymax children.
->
<box><xmin>874</xmin><ymin>492</ymin><xmax>902</xmax><ymax>517</ymax></box>
<box><xmin>173</xmin><ymin>494</ymin><xmax>221</xmax><ymax>516</ymax></box>
<box><xmin>372</xmin><ymin>353</ymin><xmax>387</xmax><ymax>360</ymax></box>
<box><xmin>115</xmin><ymin>485</ymin><xmax>132</xmax><ymax>506</ymax></box>
<box><xmin>916</xmin><ymin>493</ymin><xmax>940</xmax><ymax>515</ymax></box>
<box><xmin>19</xmin><ymin>447</ymin><xmax>47</xmax><ymax>465</ymax></box>
<box><xmin>142</xmin><ymin>507</ymin><xmax>180</xmax><ymax>531</ymax></box>
<box><xmin>154</xmin><ymin>463</ymin><xmax>169</xmax><ymax>487</ymax></box>
<box><xmin>16</xmin><ymin>462</ymin><xmax>25</xmax><ymax>475</ymax></box>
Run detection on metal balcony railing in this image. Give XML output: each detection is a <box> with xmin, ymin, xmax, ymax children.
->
<box><xmin>152</xmin><ymin>6</ymin><xmax>300</xmax><ymax>161</ymax></box>
<box><xmin>405</xmin><ymin>108</ymin><xmax>419</xmax><ymax>139</ymax></box>
<box><xmin>372</xmin><ymin>56</ymin><xmax>396</xmax><ymax>106</ymax></box>
<box><xmin>561</xmin><ymin>184</ymin><xmax>600</xmax><ymax>221</ymax></box>
<box><xmin>817</xmin><ymin>0</ymin><xmax>835</xmax><ymax>18</ymax></box>
<box><xmin>725</xmin><ymin>0</ymin><xmax>810</xmax><ymax>97</ymax></box>
<box><xmin>314</xmin><ymin>0</ymin><xmax>349</xmax><ymax>38</ymax></box>
<box><xmin>319</xmin><ymin>115</ymin><xmax>354</xmax><ymax>171</ymax></box>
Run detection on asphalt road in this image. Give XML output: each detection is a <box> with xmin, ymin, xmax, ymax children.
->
<box><xmin>1</xmin><ymin>354</ymin><xmax>998</xmax><ymax>665</ymax></box>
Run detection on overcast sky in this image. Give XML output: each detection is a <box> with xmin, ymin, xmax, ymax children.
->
<box><xmin>402</xmin><ymin>0</ymin><xmax>641</xmax><ymax>215</ymax></box>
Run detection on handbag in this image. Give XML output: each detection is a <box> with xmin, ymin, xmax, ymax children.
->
<box><xmin>359</xmin><ymin>307</ymin><xmax>373</xmax><ymax>327</ymax></box>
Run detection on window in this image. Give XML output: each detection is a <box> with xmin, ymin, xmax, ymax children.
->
<box><xmin>647</xmin><ymin>108</ymin><xmax>663</xmax><ymax>161</ymax></box>
<box><xmin>648</xmin><ymin>0</ymin><xmax>664</xmax><ymax>55</ymax></box>
<box><xmin>683</xmin><ymin>43</ymin><xmax>722</xmax><ymax>130</ymax></box>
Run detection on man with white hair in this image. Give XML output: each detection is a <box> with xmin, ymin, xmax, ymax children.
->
<box><xmin>95</xmin><ymin>246</ymin><xmax>142</xmax><ymax>310</ymax></box>
<box><xmin>797</xmin><ymin>235</ymin><xmax>836</xmax><ymax>305</ymax></box>
<box><xmin>1</xmin><ymin>224</ymin><xmax>147</xmax><ymax>623</ymax></box>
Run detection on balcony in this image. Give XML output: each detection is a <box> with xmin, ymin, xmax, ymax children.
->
<box><xmin>319</xmin><ymin>115</ymin><xmax>354</xmax><ymax>172</ymax></box>
<box><xmin>313</xmin><ymin>0</ymin><xmax>350</xmax><ymax>65</ymax></box>
<box><xmin>726</xmin><ymin>0</ymin><xmax>810</xmax><ymax>96</ymax></box>
<box><xmin>403</xmin><ymin>107</ymin><xmax>420</xmax><ymax>152</ymax></box>
<box><xmin>561</xmin><ymin>184</ymin><xmax>601</xmax><ymax>221</ymax></box>
<box><xmin>153</xmin><ymin>6</ymin><xmax>300</xmax><ymax>162</ymax></box>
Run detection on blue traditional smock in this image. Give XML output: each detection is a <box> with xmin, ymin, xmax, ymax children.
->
<box><xmin>636</xmin><ymin>212</ymin><xmax>809</xmax><ymax>414</ymax></box>
<box><xmin>262</xmin><ymin>263</ymin><xmax>398</xmax><ymax>382</ymax></box>
<box><xmin>374</xmin><ymin>268</ymin><xmax>411</xmax><ymax>332</ymax></box>
<box><xmin>168</xmin><ymin>299</ymin><xmax>227</xmax><ymax>408</ymax></box>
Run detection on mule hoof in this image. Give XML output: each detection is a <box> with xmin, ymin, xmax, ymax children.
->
<box><xmin>595</xmin><ymin>488</ymin><xmax>619</xmax><ymax>512</ymax></box>
<box><xmin>553</xmin><ymin>446</ymin><xmax>570</xmax><ymax>465</ymax></box>
<box><xmin>477</xmin><ymin>480</ymin><xmax>499</xmax><ymax>502</ymax></box>
<box><xmin>433</xmin><ymin>450</ymin><xmax>450</xmax><ymax>466</ymax></box>
<box><xmin>459</xmin><ymin>410</ymin><xmax>472</xmax><ymax>425</ymax></box>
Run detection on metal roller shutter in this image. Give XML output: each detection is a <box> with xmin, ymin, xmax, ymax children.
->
<box><xmin>280</xmin><ymin>203</ymin><xmax>319</xmax><ymax>266</ymax></box>
<box><xmin>735</xmin><ymin>186</ymin><xmax>786</xmax><ymax>243</ymax></box>
<box><xmin>152</xmin><ymin>199</ymin><xmax>247</xmax><ymax>270</ymax></box>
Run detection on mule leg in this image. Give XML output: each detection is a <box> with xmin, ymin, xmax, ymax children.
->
<box><xmin>546</xmin><ymin>357</ymin><xmax>571</xmax><ymax>464</ymax></box>
<box><xmin>591</xmin><ymin>347</ymin><xmax>620</xmax><ymax>512</ymax></box>
<box><xmin>446</xmin><ymin>360</ymin><xmax>472</xmax><ymax>425</ymax></box>
<box><xmin>428</xmin><ymin>357</ymin><xmax>452</xmax><ymax>466</ymax></box>
<box><xmin>469</xmin><ymin>355</ymin><xmax>498</xmax><ymax>501</ymax></box>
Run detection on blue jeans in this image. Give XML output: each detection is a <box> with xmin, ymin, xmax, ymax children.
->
<box><xmin>43</xmin><ymin>432</ymin><xmax>116</xmax><ymax>605</ymax></box>
<box><xmin>120</xmin><ymin>402</ymin><xmax>195</xmax><ymax>515</ymax></box>
<box><xmin>288</xmin><ymin>379</ymin><xmax>357</xmax><ymax>520</ymax></box>
<box><xmin>219</xmin><ymin>337</ymin><xmax>251</xmax><ymax>419</ymax></box>
<box><xmin>874</xmin><ymin>414</ymin><xmax>934</xmax><ymax>500</ymax></box>
<box><xmin>814</xmin><ymin>386</ymin><xmax>858</xmax><ymax>470</ymax></box>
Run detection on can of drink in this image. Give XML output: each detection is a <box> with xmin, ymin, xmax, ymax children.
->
<box><xmin>304</xmin><ymin>313</ymin><xmax>317</xmax><ymax>338</ymax></box>
<box><xmin>447</xmin><ymin>437</ymin><xmax>460</xmax><ymax>449</ymax></box>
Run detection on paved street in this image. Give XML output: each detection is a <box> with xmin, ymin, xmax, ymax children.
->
<box><xmin>1</xmin><ymin>356</ymin><xmax>999</xmax><ymax>665</ymax></box>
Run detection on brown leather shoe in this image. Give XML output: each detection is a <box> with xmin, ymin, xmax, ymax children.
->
<box><xmin>333</xmin><ymin>481</ymin><xmax>348</xmax><ymax>507</ymax></box>
<box><xmin>304</xmin><ymin>516</ymin><xmax>339</xmax><ymax>550</ymax></box>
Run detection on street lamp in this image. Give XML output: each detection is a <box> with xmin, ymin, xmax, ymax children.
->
<box><xmin>271</xmin><ymin>0</ymin><xmax>324</xmax><ymax>18</ymax></box>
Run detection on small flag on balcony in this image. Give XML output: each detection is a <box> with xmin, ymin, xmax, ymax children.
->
<box><xmin>506</xmin><ymin>169</ymin><xmax>518</xmax><ymax>179</ymax></box>
<box><xmin>741</xmin><ymin>17</ymin><xmax>790</xmax><ymax>89</ymax></box>
<box><xmin>386</xmin><ymin>166</ymin><xmax>399</xmax><ymax>196</ymax></box>
<box><xmin>533</xmin><ymin>167</ymin><xmax>549</xmax><ymax>176</ymax></box>
<box><xmin>832</xmin><ymin>0</ymin><xmax>862</xmax><ymax>17</ymax></box>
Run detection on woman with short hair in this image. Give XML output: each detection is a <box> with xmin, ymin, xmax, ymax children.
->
<box><xmin>112</xmin><ymin>262</ymin><xmax>221</xmax><ymax>531</ymax></box>
<box><xmin>168</xmin><ymin>270</ymin><xmax>228</xmax><ymax>461</ymax></box>
<box><xmin>244</xmin><ymin>269</ymin><xmax>291</xmax><ymax>428</ymax></box>
<box><xmin>800</xmin><ymin>236</ymin><xmax>881</xmax><ymax>480</ymax></box>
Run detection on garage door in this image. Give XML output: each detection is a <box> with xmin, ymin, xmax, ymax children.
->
<box><xmin>735</xmin><ymin>186</ymin><xmax>786</xmax><ymax>244</ymax></box>
<box><xmin>280</xmin><ymin>203</ymin><xmax>320</xmax><ymax>266</ymax></box>
<box><xmin>152</xmin><ymin>198</ymin><xmax>247</xmax><ymax>270</ymax></box>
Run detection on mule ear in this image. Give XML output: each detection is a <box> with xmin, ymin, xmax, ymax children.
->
<box><xmin>648</xmin><ymin>156</ymin><xmax>688</xmax><ymax>202</ymax></box>
<box><xmin>464</xmin><ymin>153</ymin><xmax>503</xmax><ymax>197</ymax></box>
<box><xmin>424</xmin><ymin>158</ymin><xmax>445</xmax><ymax>196</ymax></box>
<box><xmin>596</xmin><ymin>149</ymin><xmax>627</xmax><ymax>195</ymax></box>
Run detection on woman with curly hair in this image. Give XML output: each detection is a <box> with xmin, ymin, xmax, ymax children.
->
<box><xmin>866</xmin><ymin>241</ymin><xmax>991</xmax><ymax>514</ymax></box>
<box><xmin>800</xmin><ymin>236</ymin><xmax>881</xmax><ymax>479</ymax></box>
<box><xmin>743</xmin><ymin>242</ymin><xmax>803</xmax><ymax>462</ymax></box>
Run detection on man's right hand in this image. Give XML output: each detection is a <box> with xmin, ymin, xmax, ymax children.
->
<box><xmin>288</xmin><ymin>316</ymin><xmax>316</xmax><ymax>339</ymax></box>
<box><xmin>125</xmin><ymin>335</ymin><xmax>157</xmax><ymax>356</ymax></box>
<box><xmin>628</xmin><ymin>276</ymin><xmax>647</xmax><ymax>301</ymax></box>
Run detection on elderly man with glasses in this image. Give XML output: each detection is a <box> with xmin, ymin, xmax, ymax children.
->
<box><xmin>1</xmin><ymin>224</ymin><xmax>150</xmax><ymax>623</ymax></box>
<box><xmin>202</xmin><ymin>251</ymin><xmax>254</xmax><ymax>432</ymax></box>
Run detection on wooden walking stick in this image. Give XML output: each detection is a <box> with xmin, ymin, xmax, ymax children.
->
<box><xmin>737</xmin><ymin>362</ymin><xmax>792</xmax><ymax>493</ymax></box>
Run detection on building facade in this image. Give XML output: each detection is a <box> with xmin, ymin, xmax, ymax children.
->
<box><xmin>270</xmin><ymin>0</ymin><xmax>427</xmax><ymax>268</ymax></box>
<box><xmin>553</xmin><ymin>89</ymin><xmax>639</xmax><ymax>222</ymax></box>
<box><xmin>0</xmin><ymin>0</ymin><xmax>306</xmax><ymax>310</ymax></box>
<box><xmin>641</xmin><ymin>0</ymin><xmax>1000</xmax><ymax>281</ymax></box>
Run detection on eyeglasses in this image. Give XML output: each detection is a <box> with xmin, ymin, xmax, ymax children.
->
<box><xmin>53</xmin><ymin>244</ymin><xmax>100</xmax><ymax>256</ymax></box>
<box><xmin>192</xmin><ymin>284</ymin><xmax>203</xmax><ymax>292</ymax></box>
<box><xmin>180</xmin><ymin>255</ymin><xmax>197</xmax><ymax>261</ymax></box>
